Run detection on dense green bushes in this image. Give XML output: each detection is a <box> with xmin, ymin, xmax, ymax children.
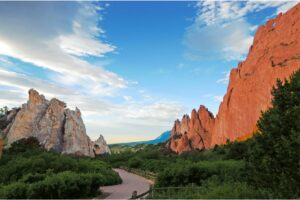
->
<box><xmin>0</xmin><ymin>171</ymin><xmax>106</xmax><ymax>199</ymax></box>
<box><xmin>152</xmin><ymin>181</ymin><xmax>270</xmax><ymax>199</ymax></box>
<box><xmin>245</xmin><ymin>71</ymin><xmax>300</xmax><ymax>198</ymax></box>
<box><xmin>0</xmin><ymin>138</ymin><xmax>121</xmax><ymax>199</ymax></box>
<box><xmin>194</xmin><ymin>181</ymin><xmax>269</xmax><ymax>199</ymax></box>
<box><xmin>156</xmin><ymin>160</ymin><xmax>245</xmax><ymax>187</ymax></box>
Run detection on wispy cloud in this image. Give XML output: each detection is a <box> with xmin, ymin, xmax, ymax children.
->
<box><xmin>184</xmin><ymin>1</ymin><xmax>299</xmax><ymax>61</ymax></box>
<box><xmin>58</xmin><ymin>3</ymin><xmax>116</xmax><ymax>57</ymax></box>
<box><xmin>213</xmin><ymin>95</ymin><xmax>223</xmax><ymax>103</ymax></box>
<box><xmin>0</xmin><ymin>2</ymin><xmax>185</xmax><ymax>142</ymax></box>
<box><xmin>216</xmin><ymin>71</ymin><xmax>230</xmax><ymax>85</ymax></box>
<box><xmin>0</xmin><ymin>2</ymin><xmax>126</xmax><ymax>98</ymax></box>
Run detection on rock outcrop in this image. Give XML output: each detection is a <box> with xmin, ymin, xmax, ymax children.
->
<box><xmin>169</xmin><ymin>106</ymin><xmax>214</xmax><ymax>153</ymax></box>
<box><xmin>1</xmin><ymin>89</ymin><xmax>110</xmax><ymax>157</ymax></box>
<box><xmin>93</xmin><ymin>134</ymin><xmax>111</xmax><ymax>156</ymax></box>
<box><xmin>168</xmin><ymin>3</ymin><xmax>300</xmax><ymax>154</ymax></box>
<box><xmin>0</xmin><ymin>108</ymin><xmax>20</xmax><ymax>137</ymax></box>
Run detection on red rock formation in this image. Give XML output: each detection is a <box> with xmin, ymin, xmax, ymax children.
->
<box><xmin>169</xmin><ymin>3</ymin><xmax>300</xmax><ymax>154</ymax></box>
<box><xmin>169</xmin><ymin>105</ymin><xmax>214</xmax><ymax>153</ymax></box>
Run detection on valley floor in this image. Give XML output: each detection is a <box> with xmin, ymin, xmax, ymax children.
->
<box><xmin>100</xmin><ymin>169</ymin><xmax>151</xmax><ymax>199</ymax></box>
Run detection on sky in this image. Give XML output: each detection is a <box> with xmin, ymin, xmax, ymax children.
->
<box><xmin>0</xmin><ymin>1</ymin><xmax>298</xmax><ymax>143</ymax></box>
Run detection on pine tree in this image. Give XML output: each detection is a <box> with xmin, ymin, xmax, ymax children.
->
<box><xmin>247</xmin><ymin>70</ymin><xmax>300</xmax><ymax>198</ymax></box>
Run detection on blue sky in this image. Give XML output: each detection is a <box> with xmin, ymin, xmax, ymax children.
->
<box><xmin>0</xmin><ymin>1</ymin><xmax>298</xmax><ymax>143</ymax></box>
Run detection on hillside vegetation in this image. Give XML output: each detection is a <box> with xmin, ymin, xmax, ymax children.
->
<box><xmin>0</xmin><ymin>138</ymin><xmax>121</xmax><ymax>199</ymax></box>
<box><xmin>102</xmin><ymin>71</ymin><xmax>300</xmax><ymax>199</ymax></box>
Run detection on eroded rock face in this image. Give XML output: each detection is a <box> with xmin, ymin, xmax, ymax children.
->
<box><xmin>63</xmin><ymin>108</ymin><xmax>95</xmax><ymax>157</ymax></box>
<box><xmin>38</xmin><ymin>98</ymin><xmax>66</xmax><ymax>152</ymax></box>
<box><xmin>168</xmin><ymin>106</ymin><xmax>215</xmax><ymax>154</ymax></box>
<box><xmin>6</xmin><ymin>89</ymin><xmax>49</xmax><ymax>145</ymax></box>
<box><xmin>169</xmin><ymin>3</ymin><xmax>300</xmax><ymax>154</ymax></box>
<box><xmin>1</xmin><ymin>89</ymin><xmax>110</xmax><ymax>157</ymax></box>
<box><xmin>93</xmin><ymin>134</ymin><xmax>111</xmax><ymax>156</ymax></box>
<box><xmin>0</xmin><ymin>108</ymin><xmax>20</xmax><ymax>137</ymax></box>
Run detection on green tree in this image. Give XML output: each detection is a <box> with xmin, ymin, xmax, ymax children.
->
<box><xmin>128</xmin><ymin>157</ymin><xmax>143</xmax><ymax>168</ymax></box>
<box><xmin>0</xmin><ymin>106</ymin><xmax>8</xmax><ymax>116</ymax></box>
<box><xmin>246</xmin><ymin>71</ymin><xmax>300</xmax><ymax>198</ymax></box>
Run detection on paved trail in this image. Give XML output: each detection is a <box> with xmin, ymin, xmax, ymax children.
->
<box><xmin>100</xmin><ymin>169</ymin><xmax>151</xmax><ymax>199</ymax></box>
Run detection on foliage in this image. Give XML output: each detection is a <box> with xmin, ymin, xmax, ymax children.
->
<box><xmin>128</xmin><ymin>157</ymin><xmax>143</xmax><ymax>168</ymax></box>
<box><xmin>246</xmin><ymin>71</ymin><xmax>300</xmax><ymax>198</ymax></box>
<box><xmin>109</xmin><ymin>143</ymin><xmax>149</xmax><ymax>154</ymax></box>
<box><xmin>0</xmin><ymin>138</ymin><xmax>121</xmax><ymax>199</ymax></box>
<box><xmin>0</xmin><ymin>106</ymin><xmax>8</xmax><ymax>117</ymax></box>
<box><xmin>152</xmin><ymin>181</ymin><xmax>270</xmax><ymax>199</ymax></box>
<box><xmin>156</xmin><ymin>160</ymin><xmax>245</xmax><ymax>187</ymax></box>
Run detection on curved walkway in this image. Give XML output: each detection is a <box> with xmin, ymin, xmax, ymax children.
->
<box><xmin>100</xmin><ymin>168</ymin><xmax>152</xmax><ymax>199</ymax></box>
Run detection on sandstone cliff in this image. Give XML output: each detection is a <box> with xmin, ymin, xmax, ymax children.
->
<box><xmin>0</xmin><ymin>89</ymin><xmax>110</xmax><ymax>157</ymax></box>
<box><xmin>168</xmin><ymin>3</ymin><xmax>300</xmax><ymax>154</ymax></box>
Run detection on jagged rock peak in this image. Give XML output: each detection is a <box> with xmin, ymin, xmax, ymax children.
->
<box><xmin>168</xmin><ymin>104</ymin><xmax>215</xmax><ymax>154</ymax></box>
<box><xmin>1</xmin><ymin>89</ymin><xmax>110</xmax><ymax>157</ymax></box>
<box><xmin>28</xmin><ymin>89</ymin><xmax>48</xmax><ymax>106</ymax></box>
<box><xmin>93</xmin><ymin>134</ymin><xmax>111</xmax><ymax>155</ymax></box>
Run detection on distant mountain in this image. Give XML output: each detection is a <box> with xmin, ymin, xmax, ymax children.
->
<box><xmin>152</xmin><ymin>131</ymin><xmax>171</xmax><ymax>144</ymax></box>
<box><xmin>110</xmin><ymin>130</ymin><xmax>171</xmax><ymax>146</ymax></box>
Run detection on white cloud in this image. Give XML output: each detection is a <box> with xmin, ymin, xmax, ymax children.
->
<box><xmin>0</xmin><ymin>89</ymin><xmax>27</xmax><ymax>108</ymax></box>
<box><xmin>0</xmin><ymin>69</ymin><xmax>72</xmax><ymax>97</ymax></box>
<box><xmin>184</xmin><ymin>1</ymin><xmax>299</xmax><ymax>61</ymax></box>
<box><xmin>276</xmin><ymin>1</ymin><xmax>299</xmax><ymax>13</ymax></box>
<box><xmin>214</xmin><ymin>95</ymin><xmax>223</xmax><ymax>103</ymax></box>
<box><xmin>184</xmin><ymin>19</ymin><xmax>253</xmax><ymax>61</ymax></box>
<box><xmin>58</xmin><ymin>3</ymin><xmax>115</xmax><ymax>57</ymax></box>
<box><xmin>0</xmin><ymin>2</ymin><xmax>127</xmax><ymax>98</ymax></box>
<box><xmin>195</xmin><ymin>1</ymin><xmax>297</xmax><ymax>26</ymax></box>
<box><xmin>0</xmin><ymin>66</ymin><xmax>185</xmax><ymax>142</ymax></box>
<box><xmin>123</xmin><ymin>95</ymin><xmax>132</xmax><ymax>101</ymax></box>
<box><xmin>216</xmin><ymin>71</ymin><xmax>230</xmax><ymax>84</ymax></box>
<box><xmin>0</xmin><ymin>2</ymin><xmax>185</xmax><ymax>142</ymax></box>
<box><xmin>202</xmin><ymin>93</ymin><xmax>223</xmax><ymax>104</ymax></box>
<box><xmin>249</xmin><ymin>25</ymin><xmax>259</xmax><ymax>32</ymax></box>
<box><xmin>0</xmin><ymin>56</ymin><xmax>12</xmax><ymax>65</ymax></box>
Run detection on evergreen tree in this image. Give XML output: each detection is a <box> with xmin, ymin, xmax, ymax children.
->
<box><xmin>247</xmin><ymin>70</ymin><xmax>300</xmax><ymax>198</ymax></box>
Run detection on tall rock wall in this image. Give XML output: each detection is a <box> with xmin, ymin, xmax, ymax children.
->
<box><xmin>168</xmin><ymin>3</ymin><xmax>300</xmax><ymax>154</ymax></box>
<box><xmin>1</xmin><ymin>89</ymin><xmax>110</xmax><ymax>157</ymax></box>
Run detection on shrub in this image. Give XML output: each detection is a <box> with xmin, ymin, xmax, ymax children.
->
<box><xmin>27</xmin><ymin>171</ymin><xmax>103</xmax><ymax>199</ymax></box>
<box><xmin>246</xmin><ymin>71</ymin><xmax>300</xmax><ymax>198</ymax></box>
<box><xmin>198</xmin><ymin>180</ymin><xmax>270</xmax><ymax>199</ymax></box>
<box><xmin>156</xmin><ymin>160</ymin><xmax>245</xmax><ymax>187</ymax></box>
<box><xmin>225</xmin><ymin>140</ymin><xmax>249</xmax><ymax>160</ymax></box>
<box><xmin>0</xmin><ymin>182</ymin><xmax>28</xmax><ymax>199</ymax></box>
<box><xmin>128</xmin><ymin>157</ymin><xmax>143</xmax><ymax>168</ymax></box>
<box><xmin>0</xmin><ymin>138</ymin><xmax>121</xmax><ymax>199</ymax></box>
